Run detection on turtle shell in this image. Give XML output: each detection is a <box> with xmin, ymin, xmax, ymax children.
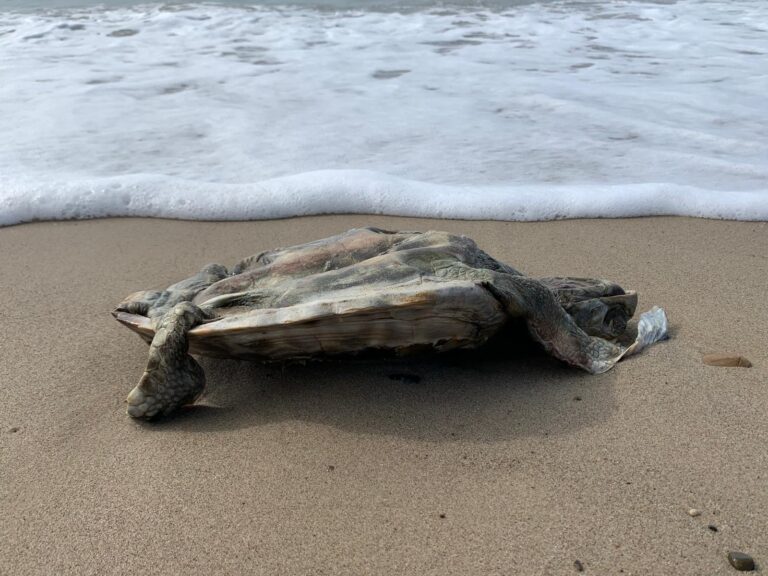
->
<box><xmin>115</xmin><ymin>281</ymin><xmax>507</xmax><ymax>360</ymax></box>
<box><xmin>114</xmin><ymin>228</ymin><xmax>511</xmax><ymax>360</ymax></box>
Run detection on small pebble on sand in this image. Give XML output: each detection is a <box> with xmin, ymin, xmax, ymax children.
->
<box><xmin>688</xmin><ymin>508</ymin><xmax>701</xmax><ymax>517</ymax></box>
<box><xmin>703</xmin><ymin>353</ymin><xmax>752</xmax><ymax>367</ymax></box>
<box><xmin>727</xmin><ymin>551</ymin><xmax>755</xmax><ymax>571</ymax></box>
<box><xmin>708</xmin><ymin>524</ymin><xmax>719</xmax><ymax>532</ymax></box>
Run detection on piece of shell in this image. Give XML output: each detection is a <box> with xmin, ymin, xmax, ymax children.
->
<box><xmin>702</xmin><ymin>353</ymin><xmax>752</xmax><ymax>368</ymax></box>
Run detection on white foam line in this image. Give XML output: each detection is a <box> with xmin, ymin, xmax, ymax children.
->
<box><xmin>2</xmin><ymin>170</ymin><xmax>766</xmax><ymax>226</ymax></box>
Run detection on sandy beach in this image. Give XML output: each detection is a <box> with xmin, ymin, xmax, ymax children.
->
<box><xmin>1</xmin><ymin>215</ymin><xmax>766</xmax><ymax>575</ymax></box>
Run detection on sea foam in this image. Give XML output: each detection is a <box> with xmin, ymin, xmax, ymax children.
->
<box><xmin>0</xmin><ymin>1</ymin><xmax>766</xmax><ymax>226</ymax></box>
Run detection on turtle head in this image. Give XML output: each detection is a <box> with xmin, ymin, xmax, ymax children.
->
<box><xmin>564</xmin><ymin>291</ymin><xmax>638</xmax><ymax>339</ymax></box>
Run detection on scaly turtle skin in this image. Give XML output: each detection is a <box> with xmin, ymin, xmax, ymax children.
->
<box><xmin>114</xmin><ymin>228</ymin><xmax>667</xmax><ymax>420</ymax></box>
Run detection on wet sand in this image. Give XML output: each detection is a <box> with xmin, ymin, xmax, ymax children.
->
<box><xmin>1</xmin><ymin>216</ymin><xmax>766</xmax><ymax>575</ymax></box>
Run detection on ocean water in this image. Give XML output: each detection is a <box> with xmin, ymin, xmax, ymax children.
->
<box><xmin>0</xmin><ymin>0</ymin><xmax>766</xmax><ymax>225</ymax></box>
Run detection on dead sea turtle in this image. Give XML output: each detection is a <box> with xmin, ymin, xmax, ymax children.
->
<box><xmin>114</xmin><ymin>227</ymin><xmax>667</xmax><ymax>420</ymax></box>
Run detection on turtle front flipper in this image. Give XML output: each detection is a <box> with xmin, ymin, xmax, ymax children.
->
<box><xmin>519</xmin><ymin>279</ymin><xmax>666</xmax><ymax>373</ymax></box>
<box><xmin>620</xmin><ymin>306</ymin><xmax>668</xmax><ymax>359</ymax></box>
<box><xmin>126</xmin><ymin>302</ymin><xmax>211</xmax><ymax>420</ymax></box>
<box><xmin>480</xmin><ymin>273</ymin><xmax>667</xmax><ymax>374</ymax></box>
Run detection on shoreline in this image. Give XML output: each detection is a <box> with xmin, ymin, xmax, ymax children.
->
<box><xmin>1</xmin><ymin>215</ymin><xmax>766</xmax><ymax>575</ymax></box>
<box><xmin>5</xmin><ymin>208</ymin><xmax>768</xmax><ymax>230</ymax></box>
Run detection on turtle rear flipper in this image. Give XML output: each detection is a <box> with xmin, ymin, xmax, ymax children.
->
<box><xmin>116</xmin><ymin>264</ymin><xmax>228</xmax><ymax>322</ymax></box>
<box><xmin>116</xmin><ymin>290</ymin><xmax>163</xmax><ymax>317</ymax></box>
<box><xmin>125</xmin><ymin>302</ymin><xmax>211</xmax><ymax>420</ymax></box>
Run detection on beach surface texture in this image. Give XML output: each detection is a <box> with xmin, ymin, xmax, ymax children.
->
<box><xmin>1</xmin><ymin>215</ymin><xmax>765</xmax><ymax>575</ymax></box>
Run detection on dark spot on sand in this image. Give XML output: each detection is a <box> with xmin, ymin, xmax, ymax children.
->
<box><xmin>439</xmin><ymin>513</ymin><xmax>446</xmax><ymax>519</ymax></box>
<box><xmin>574</xmin><ymin>396</ymin><xmax>582</xmax><ymax>401</ymax></box>
<box><xmin>574</xmin><ymin>559</ymin><xmax>585</xmax><ymax>572</ymax></box>
<box><xmin>388</xmin><ymin>373</ymin><xmax>421</xmax><ymax>384</ymax></box>
<box><xmin>708</xmin><ymin>524</ymin><xmax>719</xmax><ymax>532</ymax></box>
<box><xmin>108</xmin><ymin>29</ymin><xmax>138</xmax><ymax>37</ymax></box>
<box><xmin>8</xmin><ymin>427</ymin><xmax>19</xmax><ymax>433</ymax></box>
<box><xmin>372</xmin><ymin>69</ymin><xmax>410</xmax><ymax>79</ymax></box>
<box><xmin>328</xmin><ymin>465</ymin><xmax>335</xmax><ymax>471</ymax></box>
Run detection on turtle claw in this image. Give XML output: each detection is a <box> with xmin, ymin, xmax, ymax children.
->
<box><xmin>126</xmin><ymin>385</ymin><xmax>159</xmax><ymax>420</ymax></box>
<box><xmin>126</xmin><ymin>360</ymin><xmax>205</xmax><ymax>420</ymax></box>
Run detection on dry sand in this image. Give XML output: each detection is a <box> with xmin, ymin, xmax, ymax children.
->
<box><xmin>1</xmin><ymin>216</ymin><xmax>766</xmax><ymax>575</ymax></box>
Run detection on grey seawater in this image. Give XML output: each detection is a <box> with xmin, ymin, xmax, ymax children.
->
<box><xmin>1</xmin><ymin>0</ymin><xmax>527</xmax><ymax>9</ymax></box>
<box><xmin>0</xmin><ymin>0</ymin><xmax>650</xmax><ymax>13</ymax></box>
